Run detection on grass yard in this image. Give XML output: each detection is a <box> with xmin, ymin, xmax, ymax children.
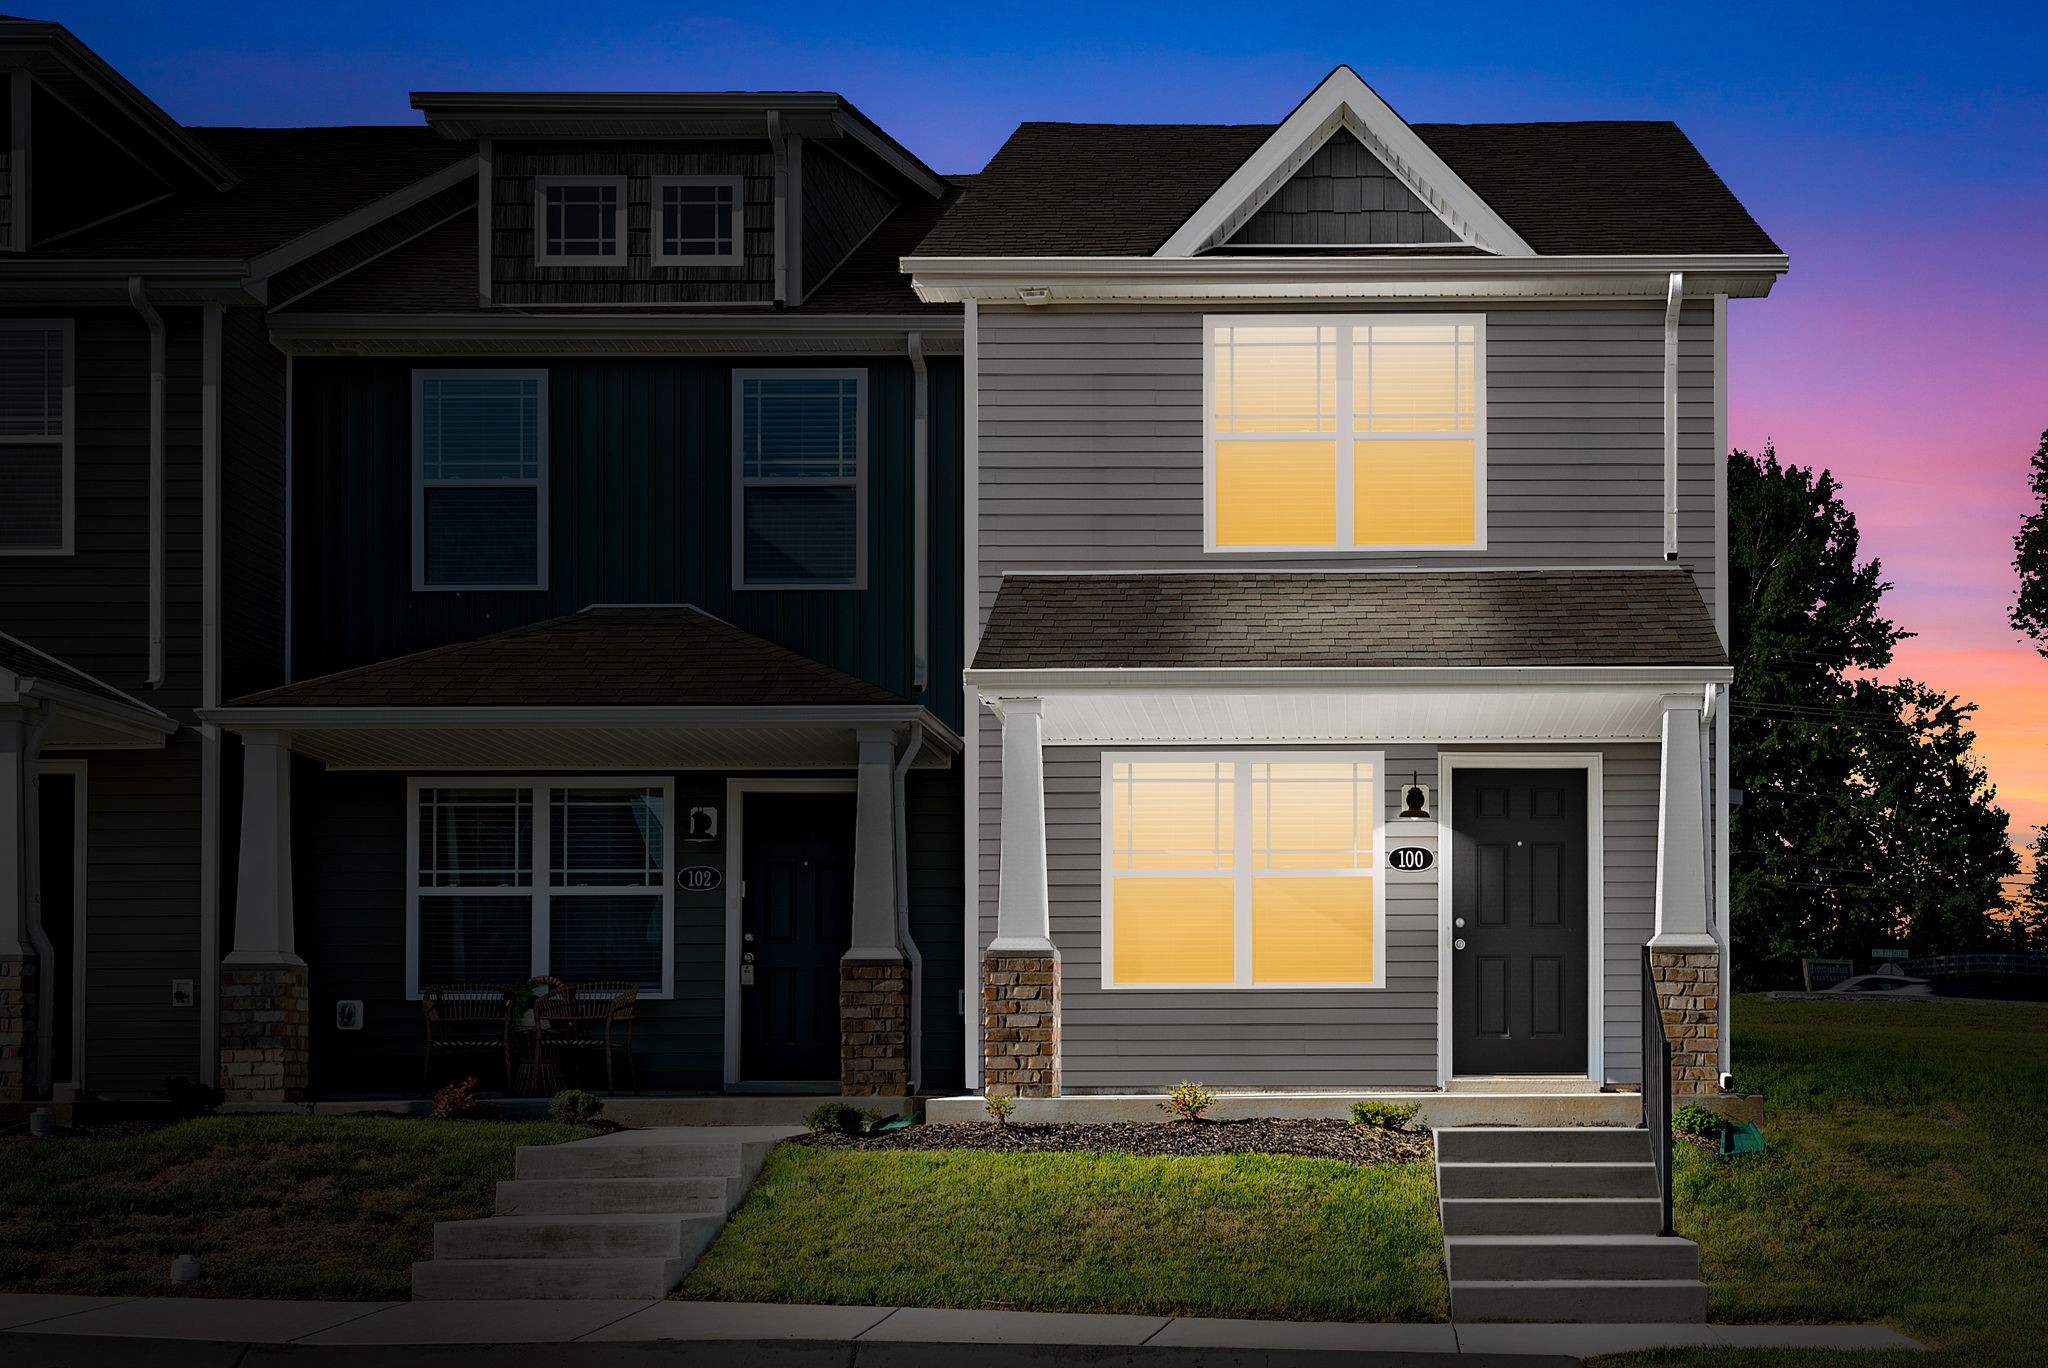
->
<box><xmin>0</xmin><ymin>1114</ymin><xmax>598</xmax><ymax>1301</ymax></box>
<box><xmin>1595</xmin><ymin>995</ymin><xmax>2048</xmax><ymax>1368</ymax></box>
<box><xmin>679</xmin><ymin>1145</ymin><xmax>1446</xmax><ymax>1322</ymax></box>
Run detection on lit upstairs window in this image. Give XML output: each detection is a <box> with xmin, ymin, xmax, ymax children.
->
<box><xmin>413</xmin><ymin>371</ymin><xmax>547</xmax><ymax>590</ymax></box>
<box><xmin>1207</xmin><ymin>315</ymin><xmax>1483</xmax><ymax>551</ymax></box>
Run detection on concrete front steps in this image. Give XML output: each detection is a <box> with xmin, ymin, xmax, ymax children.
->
<box><xmin>412</xmin><ymin>1125</ymin><xmax>796</xmax><ymax>1300</ymax></box>
<box><xmin>1436</xmin><ymin>1127</ymin><xmax>1707</xmax><ymax>1324</ymax></box>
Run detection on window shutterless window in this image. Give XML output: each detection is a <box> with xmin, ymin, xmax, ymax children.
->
<box><xmin>534</xmin><ymin>176</ymin><xmax>628</xmax><ymax>264</ymax></box>
<box><xmin>0</xmin><ymin>320</ymin><xmax>73</xmax><ymax>555</ymax></box>
<box><xmin>652</xmin><ymin>175</ymin><xmax>743</xmax><ymax>265</ymax></box>
<box><xmin>732</xmin><ymin>368</ymin><xmax>866</xmax><ymax>590</ymax></box>
<box><xmin>1205</xmin><ymin>314</ymin><xmax>1484</xmax><ymax>552</ymax></box>
<box><xmin>413</xmin><ymin>369</ymin><xmax>548</xmax><ymax>591</ymax></box>
<box><xmin>1102</xmin><ymin>753</ymin><xmax>1386</xmax><ymax>990</ymax></box>
<box><xmin>408</xmin><ymin>778</ymin><xmax>674</xmax><ymax>998</ymax></box>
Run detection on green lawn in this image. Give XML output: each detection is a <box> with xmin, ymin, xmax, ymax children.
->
<box><xmin>1596</xmin><ymin>995</ymin><xmax>2048</xmax><ymax>1368</ymax></box>
<box><xmin>679</xmin><ymin>1145</ymin><xmax>1446</xmax><ymax>1322</ymax></box>
<box><xmin>0</xmin><ymin>1114</ymin><xmax>598</xmax><ymax>1300</ymax></box>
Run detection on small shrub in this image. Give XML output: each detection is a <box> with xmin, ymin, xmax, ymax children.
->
<box><xmin>548</xmin><ymin>1088</ymin><xmax>603</xmax><ymax>1125</ymax></box>
<box><xmin>163</xmin><ymin>1076</ymin><xmax>224</xmax><ymax>1117</ymax></box>
<box><xmin>1349</xmin><ymin>1099</ymin><xmax>1423</xmax><ymax>1131</ymax></box>
<box><xmin>984</xmin><ymin>1093</ymin><xmax>1017</xmax><ymax>1125</ymax></box>
<box><xmin>430</xmin><ymin>1077</ymin><xmax>500</xmax><ymax>1121</ymax></box>
<box><xmin>859</xmin><ymin>1107</ymin><xmax>885</xmax><ymax>1134</ymax></box>
<box><xmin>1672</xmin><ymin>1103</ymin><xmax>1725</xmax><ymax>1138</ymax></box>
<box><xmin>805</xmin><ymin>1102</ymin><xmax>864</xmax><ymax>1136</ymax></box>
<box><xmin>1158</xmin><ymin>1080</ymin><xmax>1217</xmax><ymax>1122</ymax></box>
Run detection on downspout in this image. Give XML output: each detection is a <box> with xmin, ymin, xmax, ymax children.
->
<box><xmin>892</xmin><ymin>722</ymin><xmax>928</xmax><ymax>1092</ymax></box>
<box><xmin>1662</xmin><ymin>271</ymin><xmax>1683</xmax><ymax>561</ymax></box>
<box><xmin>128</xmin><ymin>277</ymin><xmax>167</xmax><ymax>687</ymax></box>
<box><xmin>908</xmin><ymin>331</ymin><xmax>929</xmax><ymax>697</ymax></box>
<box><xmin>767</xmin><ymin>111</ymin><xmax>788</xmax><ymax>308</ymax></box>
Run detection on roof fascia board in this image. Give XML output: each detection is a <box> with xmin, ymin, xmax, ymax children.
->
<box><xmin>202</xmin><ymin>703</ymin><xmax>965</xmax><ymax>751</ymax></box>
<box><xmin>1155</xmin><ymin>66</ymin><xmax>1535</xmax><ymax>258</ymax></box>
<box><xmin>966</xmin><ymin>666</ymin><xmax>1731</xmax><ymax>690</ymax></box>
<box><xmin>264</xmin><ymin>312</ymin><xmax>964</xmax><ymax>356</ymax></box>
<box><xmin>245</xmin><ymin>156</ymin><xmax>480</xmax><ymax>283</ymax></box>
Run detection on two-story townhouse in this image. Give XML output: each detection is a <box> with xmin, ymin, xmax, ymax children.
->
<box><xmin>908</xmin><ymin>68</ymin><xmax>1784</xmax><ymax>1104</ymax></box>
<box><xmin>0</xmin><ymin>17</ymin><xmax>970</xmax><ymax>1108</ymax></box>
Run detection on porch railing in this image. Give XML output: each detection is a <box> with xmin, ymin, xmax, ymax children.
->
<box><xmin>1641</xmin><ymin>944</ymin><xmax>1675</xmax><ymax>1236</ymax></box>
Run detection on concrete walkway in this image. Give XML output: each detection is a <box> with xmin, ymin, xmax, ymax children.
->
<box><xmin>0</xmin><ymin>1292</ymin><xmax>1926</xmax><ymax>1364</ymax></box>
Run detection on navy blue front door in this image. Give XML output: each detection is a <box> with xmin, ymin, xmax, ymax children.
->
<box><xmin>739</xmin><ymin>793</ymin><xmax>855</xmax><ymax>1081</ymax></box>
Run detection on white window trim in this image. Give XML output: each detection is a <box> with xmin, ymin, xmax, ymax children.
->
<box><xmin>533</xmin><ymin>175</ymin><xmax>629</xmax><ymax>266</ymax></box>
<box><xmin>0</xmin><ymin>318</ymin><xmax>75</xmax><ymax>557</ymax></box>
<box><xmin>1201</xmin><ymin>311</ymin><xmax>1487</xmax><ymax>555</ymax></box>
<box><xmin>411</xmin><ymin>367</ymin><xmax>550</xmax><ymax>593</ymax></box>
<box><xmin>405</xmin><ymin>775</ymin><xmax>677</xmax><ymax>1001</ymax></box>
<box><xmin>651</xmin><ymin>175</ymin><xmax>745</xmax><ymax>266</ymax></box>
<box><xmin>1434</xmin><ymin>751</ymin><xmax>1605</xmax><ymax>1085</ymax></box>
<box><xmin>1099</xmin><ymin>749</ymin><xmax>1388</xmax><ymax>991</ymax></box>
<box><xmin>730</xmin><ymin>366</ymin><xmax>869</xmax><ymax>592</ymax></box>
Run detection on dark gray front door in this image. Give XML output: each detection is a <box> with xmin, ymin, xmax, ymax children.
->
<box><xmin>739</xmin><ymin>792</ymin><xmax>855</xmax><ymax>1082</ymax></box>
<box><xmin>1451</xmin><ymin>768</ymin><xmax>1590</xmax><ymax>1075</ymax></box>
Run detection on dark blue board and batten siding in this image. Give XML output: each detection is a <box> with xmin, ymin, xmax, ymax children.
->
<box><xmin>289</xmin><ymin>355</ymin><xmax>964</xmax><ymax>730</ymax></box>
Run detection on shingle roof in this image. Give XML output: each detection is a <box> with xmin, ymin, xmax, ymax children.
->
<box><xmin>971</xmin><ymin>570</ymin><xmax>1727</xmax><ymax>671</ymax></box>
<box><xmin>229</xmin><ymin>606</ymin><xmax>906</xmax><ymax>708</ymax></box>
<box><xmin>0</xmin><ymin>629</ymin><xmax>165</xmax><ymax>711</ymax></box>
<box><xmin>915</xmin><ymin>121</ymin><xmax>1779</xmax><ymax>258</ymax></box>
<box><xmin>25</xmin><ymin>125</ymin><xmax>473</xmax><ymax>259</ymax></box>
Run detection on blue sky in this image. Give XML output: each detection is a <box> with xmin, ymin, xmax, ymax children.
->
<box><xmin>55</xmin><ymin>0</ymin><xmax>2048</xmax><ymax>829</ymax></box>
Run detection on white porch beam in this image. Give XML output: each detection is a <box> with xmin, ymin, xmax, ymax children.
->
<box><xmin>1652</xmin><ymin>695</ymin><xmax>1715</xmax><ymax>948</ymax></box>
<box><xmin>226</xmin><ymin>730</ymin><xmax>302</xmax><ymax>967</ymax></box>
<box><xmin>846</xmin><ymin>727</ymin><xmax>903</xmax><ymax>962</ymax></box>
<box><xmin>991</xmin><ymin>697</ymin><xmax>1054</xmax><ymax>954</ymax></box>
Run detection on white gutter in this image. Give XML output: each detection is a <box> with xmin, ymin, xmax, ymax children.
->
<box><xmin>966</xmin><ymin>665</ymin><xmax>1732</xmax><ymax>691</ymax></box>
<box><xmin>892</xmin><ymin>721</ymin><xmax>929</xmax><ymax>1092</ymax></box>
<box><xmin>768</xmin><ymin>110</ymin><xmax>789</xmax><ymax>307</ymax></box>
<box><xmin>128</xmin><ymin>277</ymin><xmax>166</xmax><ymax>687</ymax></box>
<box><xmin>1663</xmin><ymin>270</ymin><xmax>1684</xmax><ymax>560</ymax></box>
<box><xmin>908</xmin><ymin>331</ymin><xmax>929</xmax><ymax>696</ymax></box>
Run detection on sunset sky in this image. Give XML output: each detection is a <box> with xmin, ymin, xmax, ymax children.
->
<box><xmin>62</xmin><ymin>1</ymin><xmax>2048</xmax><ymax>836</ymax></box>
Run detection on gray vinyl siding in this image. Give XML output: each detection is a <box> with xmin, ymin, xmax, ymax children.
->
<box><xmin>974</xmin><ymin>733</ymin><xmax>1659</xmax><ymax>1089</ymax></box>
<box><xmin>219</xmin><ymin>305</ymin><xmax>288</xmax><ymax>701</ymax></box>
<box><xmin>1228</xmin><ymin>134</ymin><xmax>1460</xmax><ymax>247</ymax></box>
<box><xmin>907</xmin><ymin>766</ymin><xmax>966</xmax><ymax>1092</ymax></box>
<box><xmin>973</xmin><ymin>299</ymin><xmax>1719</xmax><ymax>626</ymax></box>
<box><xmin>800</xmin><ymin>142</ymin><xmax>898</xmax><ymax>298</ymax></box>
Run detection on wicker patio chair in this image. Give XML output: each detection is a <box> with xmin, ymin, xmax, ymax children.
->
<box><xmin>420</xmin><ymin>982</ymin><xmax>513</xmax><ymax>1092</ymax></box>
<box><xmin>538</xmin><ymin>981</ymin><xmax>641</xmax><ymax>1094</ymax></box>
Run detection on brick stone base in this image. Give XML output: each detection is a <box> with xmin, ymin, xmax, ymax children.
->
<box><xmin>840</xmin><ymin>957</ymin><xmax>910</xmax><ymax>1096</ymax></box>
<box><xmin>982</xmin><ymin>951</ymin><xmax>1059</xmax><ymax>1098</ymax></box>
<box><xmin>1650</xmin><ymin>948</ymin><xmax>1722</xmax><ymax>1098</ymax></box>
<box><xmin>220</xmin><ymin>961</ymin><xmax>310</xmax><ymax>1103</ymax></box>
<box><xmin>0</xmin><ymin>953</ymin><xmax>34</xmax><ymax>1101</ymax></box>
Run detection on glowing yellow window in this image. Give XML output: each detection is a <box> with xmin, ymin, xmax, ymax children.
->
<box><xmin>1253</xmin><ymin>876</ymin><xmax>1374</xmax><ymax>984</ymax></box>
<box><xmin>1110</xmin><ymin>877</ymin><xmax>1235</xmax><ymax>985</ymax></box>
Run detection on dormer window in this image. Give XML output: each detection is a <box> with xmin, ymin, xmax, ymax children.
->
<box><xmin>654</xmin><ymin>176</ymin><xmax>743</xmax><ymax>265</ymax></box>
<box><xmin>534</xmin><ymin>176</ymin><xmax>626</xmax><ymax>265</ymax></box>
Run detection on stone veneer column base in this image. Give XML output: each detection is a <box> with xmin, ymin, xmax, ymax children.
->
<box><xmin>220</xmin><ymin>961</ymin><xmax>310</xmax><ymax>1103</ymax></box>
<box><xmin>0</xmin><ymin>953</ymin><xmax>33</xmax><ymax>1101</ymax></box>
<box><xmin>839</xmin><ymin>959</ymin><xmax>910</xmax><ymax>1096</ymax></box>
<box><xmin>1650</xmin><ymin>948</ymin><xmax>1722</xmax><ymax>1098</ymax></box>
<box><xmin>982</xmin><ymin>952</ymin><xmax>1060</xmax><ymax>1098</ymax></box>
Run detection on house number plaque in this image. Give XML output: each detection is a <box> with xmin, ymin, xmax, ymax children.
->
<box><xmin>679</xmin><ymin>866</ymin><xmax>722</xmax><ymax>891</ymax></box>
<box><xmin>1387</xmin><ymin>847</ymin><xmax>1435</xmax><ymax>873</ymax></box>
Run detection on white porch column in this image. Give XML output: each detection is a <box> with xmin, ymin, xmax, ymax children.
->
<box><xmin>0</xmin><ymin>703</ymin><xmax>46</xmax><ymax>1101</ymax></box>
<box><xmin>846</xmin><ymin>728</ymin><xmax>903</xmax><ymax>962</ymax></box>
<box><xmin>227</xmin><ymin>731</ymin><xmax>299</xmax><ymax>966</ymax></box>
<box><xmin>1652</xmin><ymin>694</ymin><xmax>1714</xmax><ymax>949</ymax></box>
<box><xmin>991</xmin><ymin>696</ymin><xmax>1053</xmax><ymax>953</ymax></box>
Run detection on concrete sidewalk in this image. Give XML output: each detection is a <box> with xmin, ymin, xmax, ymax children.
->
<box><xmin>0</xmin><ymin>1293</ymin><xmax>1926</xmax><ymax>1365</ymax></box>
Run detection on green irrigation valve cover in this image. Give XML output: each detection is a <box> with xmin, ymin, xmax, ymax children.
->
<box><xmin>868</xmin><ymin>1113</ymin><xmax>916</xmax><ymax>1134</ymax></box>
<box><xmin>1720</xmin><ymin>1120</ymin><xmax>1767</xmax><ymax>1156</ymax></box>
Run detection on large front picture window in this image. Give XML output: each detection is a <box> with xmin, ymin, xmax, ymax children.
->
<box><xmin>409</xmin><ymin>780</ymin><xmax>672</xmax><ymax>997</ymax></box>
<box><xmin>1103</xmin><ymin>754</ymin><xmax>1384</xmax><ymax>989</ymax></box>
<box><xmin>1206</xmin><ymin>315</ymin><xmax>1483</xmax><ymax>551</ymax></box>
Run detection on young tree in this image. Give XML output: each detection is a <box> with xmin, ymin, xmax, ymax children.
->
<box><xmin>2011</xmin><ymin>429</ymin><xmax>2048</xmax><ymax>653</ymax></box>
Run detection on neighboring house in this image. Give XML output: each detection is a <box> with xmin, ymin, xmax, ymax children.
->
<box><xmin>907</xmin><ymin>68</ymin><xmax>1783</xmax><ymax>1099</ymax></box>
<box><xmin>0</xmin><ymin>16</ymin><xmax>968</xmax><ymax>1105</ymax></box>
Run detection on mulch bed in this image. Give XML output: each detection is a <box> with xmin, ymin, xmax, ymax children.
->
<box><xmin>790</xmin><ymin>1116</ymin><xmax>1432</xmax><ymax>1165</ymax></box>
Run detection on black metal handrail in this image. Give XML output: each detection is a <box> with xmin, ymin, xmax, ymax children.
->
<box><xmin>1641</xmin><ymin>944</ymin><xmax>1675</xmax><ymax>1236</ymax></box>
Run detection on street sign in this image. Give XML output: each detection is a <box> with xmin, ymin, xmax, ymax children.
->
<box><xmin>1870</xmin><ymin>948</ymin><xmax>1909</xmax><ymax>960</ymax></box>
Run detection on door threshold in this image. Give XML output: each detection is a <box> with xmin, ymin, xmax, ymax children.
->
<box><xmin>1443</xmin><ymin>1076</ymin><xmax>1603</xmax><ymax>1095</ymax></box>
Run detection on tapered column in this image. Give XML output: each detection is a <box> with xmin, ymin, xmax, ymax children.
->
<box><xmin>1650</xmin><ymin>694</ymin><xmax>1720</xmax><ymax>1097</ymax></box>
<box><xmin>221</xmin><ymin>731</ymin><xmax>308</xmax><ymax>1102</ymax></box>
<box><xmin>983</xmin><ymin>697</ymin><xmax>1058</xmax><ymax>1097</ymax></box>
<box><xmin>841</xmin><ymin>728</ymin><xmax>908</xmax><ymax>1095</ymax></box>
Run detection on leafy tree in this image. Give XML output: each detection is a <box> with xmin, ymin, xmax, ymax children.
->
<box><xmin>2011</xmin><ymin>827</ymin><xmax>2048</xmax><ymax>950</ymax></box>
<box><xmin>1728</xmin><ymin>447</ymin><xmax>2016</xmax><ymax>985</ymax></box>
<box><xmin>2010</xmin><ymin>429</ymin><xmax>2048</xmax><ymax>653</ymax></box>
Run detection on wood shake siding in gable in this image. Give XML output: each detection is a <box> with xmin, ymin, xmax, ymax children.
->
<box><xmin>973</xmin><ymin>299</ymin><xmax>1718</xmax><ymax>626</ymax></box>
